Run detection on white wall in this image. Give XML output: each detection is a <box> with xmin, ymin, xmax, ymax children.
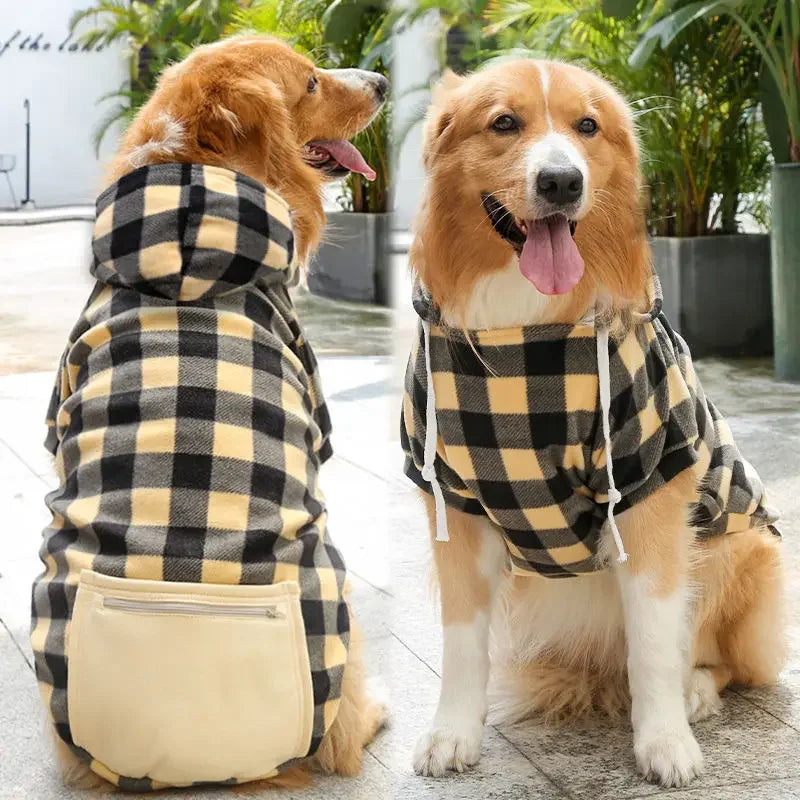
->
<box><xmin>392</xmin><ymin>9</ymin><xmax>439</xmax><ymax>231</ymax></box>
<box><xmin>0</xmin><ymin>2</ymin><xmax>127</xmax><ymax>208</ymax></box>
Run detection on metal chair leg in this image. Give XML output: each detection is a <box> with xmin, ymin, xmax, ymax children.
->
<box><xmin>4</xmin><ymin>172</ymin><xmax>17</xmax><ymax>210</ymax></box>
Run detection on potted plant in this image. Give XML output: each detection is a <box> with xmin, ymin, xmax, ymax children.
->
<box><xmin>237</xmin><ymin>0</ymin><xmax>393</xmax><ymax>305</ymax></box>
<box><xmin>629</xmin><ymin>0</ymin><xmax>800</xmax><ymax>378</ymax></box>
<box><xmin>483</xmin><ymin>0</ymin><xmax>774</xmax><ymax>358</ymax></box>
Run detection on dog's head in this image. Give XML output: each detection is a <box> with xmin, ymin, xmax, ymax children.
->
<box><xmin>111</xmin><ymin>35</ymin><xmax>387</xmax><ymax>259</ymax></box>
<box><xmin>415</xmin><ymin>60</ymin><xmax>649</xmax><ymax>314</ymax></box>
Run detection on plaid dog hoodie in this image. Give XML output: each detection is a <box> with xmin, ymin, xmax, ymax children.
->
<box><xmin>401</xmin><ymin>279</ymin><xmax>779</xmax><ymax>578</ymax></box>
<box><xmin>31</xmin><ymin>164</ymin><xmax>347</xmax><ymax>789</ymax></box>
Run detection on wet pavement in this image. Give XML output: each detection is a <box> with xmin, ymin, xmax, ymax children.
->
<box><xmin>1</xmin><ymin>223</ymin><xmax>799</xmax><ymax>799</ymax></box>
<box><xmin>294</xmin><ymin>291</ymin><xmax>394</xmax><ymax>357</ymax></box>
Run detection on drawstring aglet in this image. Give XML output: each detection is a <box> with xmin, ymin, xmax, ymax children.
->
<box><xmin>421</xmin><ymin>319</ymin><xmax>450</xmax><ymax>543</ymax></box>
<box><xmin>596</xmin><ymin>324</ymin><xmax>629</xmax><ymax>565</ymax></box>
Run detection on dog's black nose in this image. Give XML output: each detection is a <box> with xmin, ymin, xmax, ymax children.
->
<box><xmin>536</xmin><ymin>166</ymin><xmax>584</xmax><ymax>205</ymax></box>
<box><xmin>373</xmin><ymin>74</ymin><xmax>389</xmax><ymax>102</ymax></box>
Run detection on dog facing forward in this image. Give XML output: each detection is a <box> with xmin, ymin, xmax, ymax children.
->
<box><xmin>32</xmin><ymin>36</ymin><xmax>387</xmax><ymax>791</ymax></box>
<box><xmin>401</xmin><ymin>60</ymin><xmax>785</xmax><ymax>788</ymax></box>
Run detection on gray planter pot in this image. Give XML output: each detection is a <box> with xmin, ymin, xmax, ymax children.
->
<box><xmin>651</xmin><ymin>234</ymin><xmax>772</xmax><ymax>359</ymax></box>
<box><xmin>771</xmin><ymin>163</ymin><xmax>800</xmax><ymax>382</ymax></box>
<box><xmin>308</xmin><ymin>212</ymin><xmax>391</xmax><ymax>305</ymax></box>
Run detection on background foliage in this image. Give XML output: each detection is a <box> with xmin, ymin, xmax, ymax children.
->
<box><xmin>72</xmin><ymin>0</ymin><xmax>246</xmax><ymax>153</ymax></box>
<box><xmin>630</xmin><ymin>0</ymin><xmax>800</xmax><ymax>163</ymax></box>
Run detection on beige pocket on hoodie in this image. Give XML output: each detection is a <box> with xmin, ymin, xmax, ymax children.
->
<box><xmin>67</xmin><ymin>569</ymin><xmax>313</xmax><ymax>786</ymax></box>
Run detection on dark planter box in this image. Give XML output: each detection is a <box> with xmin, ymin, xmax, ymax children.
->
<box><xmin>651</xmin><ymin>234</ymin><xmax>773</xmax><ymax>358</ymax></box>
<box><xmin>771</xmin><ymin>163</ymin><xmax>800</xmax><ymax>381</ymax></box>
<box><xmin>308</xmin><ymin>212</ymin><xmax>391</xmax><ymax>305</ymax></box>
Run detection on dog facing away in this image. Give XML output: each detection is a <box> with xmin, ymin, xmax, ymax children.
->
<box><xmin>32</xmin><ymin>35</ymin><xmax>387</xmax><ymax>791</ymax></box>
<box><xmin>401</xmin><ymin>60</ymin><xmax>785</xmax><ymax>788</ymax></box>
<box><xmin>109</xmin><ymin>35</ymin><xmax>387</xmax><ymax>262</ymax></box>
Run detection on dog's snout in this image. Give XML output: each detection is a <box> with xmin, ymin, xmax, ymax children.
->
<box><xmin>372</xmin><ymin>73</ymin><xmax>389</xmax><ymax>102</ymax></box>
<box><xmin>536</xmin><ymin>166</ymin><xmax>584</xmax><ymax>206</ymax></box>
<box><xmin>325</xmin><ymin>68</ymin><xmax>388</xmax><ymax>102</ymax></box>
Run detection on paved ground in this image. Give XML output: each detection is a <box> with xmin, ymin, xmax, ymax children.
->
<box><xmin>1</xmin><ymin>224</ymin><xmax>799</xmax><ymax>799</ymax></box>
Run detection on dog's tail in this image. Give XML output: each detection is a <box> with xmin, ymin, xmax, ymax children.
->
<box><xmin>489</xmin><ymin>658</ymin><xmax>630</xmax><ymax>726</ymax></box>
<box><xmin>231</xmin><ymin>767</ymin><xmax>314</xmax><ymax>795</ymax></box>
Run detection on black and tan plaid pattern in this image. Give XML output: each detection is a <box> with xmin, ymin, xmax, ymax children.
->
<box><xmin>401</xmin><ymin>283</ymin><xmax>778</xmax><ymax>578</ymax></box>
<box><xmin>31</xmin><ymin>164</ymin><xmax>345</xmax><ymax>791</ymax></box>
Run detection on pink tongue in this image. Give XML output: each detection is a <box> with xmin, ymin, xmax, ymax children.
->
<box><xmin>518</xmin><ymin>216</ymin><xmax>584</xmax><ymax>294</ymax></box>
<box><xmin>316</xmin><ymin>140</ymin><xmax>376</xmax><ymax>181</ymax></box>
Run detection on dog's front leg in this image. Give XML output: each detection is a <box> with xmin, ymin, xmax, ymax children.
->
<box><xmin>612</xmin><ymin>474</ymin><xmax>703</xmax><ymax>788</ymax></box>
<box><xmin>414</xmin><ymin>495</ymin><xmax>507</xmax><ymax>777</ymax></box>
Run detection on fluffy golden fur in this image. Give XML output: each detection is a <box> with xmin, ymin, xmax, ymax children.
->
<box><xmin>108</xmin><ymin>35</ymin><xmax>383</xmax><ymax>261</ymax></box>
<box><xmin>58</xmin><ymin>35</ymin><xmax>386</xmax><ymax>790</ymax></box>
<box><xmin>411</xmin><ymin>59</ymin><xmax>786</xmax><ymax>787</ymax></box>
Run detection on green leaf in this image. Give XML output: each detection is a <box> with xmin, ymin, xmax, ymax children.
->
<box><xmin>601</xmin><ymin>0</ymin><xmax>637</xmax><ymax>19</ymax></box>
<box><xmin>322</xmin><ymin>0</ymin><xmax>380</xmax><ymax>47</ymax></box>
<box><xmin>92</xmin><ymin>101</ymin><xmax>131</xmax><ymax>155</ymax></box>
<box><xmin>629</xmin><ymin>0</ymin><xmax>724</xmax><ymax>68</ymax></box>
<box><xmin>760</xmin><ymin>61</ymin><xmax>791</xmax><ymax>163</ymax></box>
<box><xmin>628</xmin><ymin>29</ymin><xmax>659</xmax><ymax>68</ymax></box>
<box><xmin>182</xmin><ymin>0</ymin><xmax>204</xmax><ymax>17</ymax></box>
<box><xmin>360</xmin><ymin>37</ymin><xmax>392</xmax><ymax>68</ymax></box>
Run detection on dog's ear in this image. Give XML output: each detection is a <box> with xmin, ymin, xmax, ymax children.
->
<box><xmin>193</xmin><ymin>103</ymin><xmax>244</xmax><ymax>155</ymax></box>
<box><xmin>170</xmin><ymin>69</ymin><xmax>325</xmax><ymax>260</ymax></box>
<box><xmin>421</xmin><ymin>70</ymin><xmax>466</xmax><ymax>170</ymax></box>
<box><xmin>433</xmin><ymin>69</ymin><xmax>466</xmax><ymax>99</ymax></box>
<box><xmin>228</xmin><ymin>76</ymin><xmax>325</xmax><ymax>261</ymax></box>
<box><xmin>422</xmin><ymin>107</ymin><xmax>455</xmax><ymax>170</ymax></box>
<box><xmin>174</xmin><ymin>72</ymin><xmax>276</xmax><ymax>156</ymax></box>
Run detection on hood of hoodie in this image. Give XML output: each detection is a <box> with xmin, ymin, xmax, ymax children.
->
<box><xmin>91</xmin><ymin>163</ymin><xmax>295</xmax><ymax>302</ymax></box>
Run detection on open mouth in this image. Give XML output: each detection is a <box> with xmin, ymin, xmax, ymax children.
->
<box><xmin>481</xmin><ymin>192</ymin><xmax>583</xmax><ymax>296</ymax></box>
<box><xmin>303</xmin><ymin>140</ymin><xmax>376</xmax><ymax>181</ymax></box>
<box><xmin>481</xmin><ymin>193</ymin><xmax>577</xmax><ymax>250</ymax></box>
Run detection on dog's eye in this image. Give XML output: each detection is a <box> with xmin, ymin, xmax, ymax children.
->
<box><xmin>577</xmin><ymin>117</ymin><xmax>598</xmax><ymax>135</ymax></box>
<box><xmin>491</xmin><ymin>114</ymin><xmax>520</xmax><ymax>133</ymax></box>
<box><xmin>307</xmin><ymin>74</ymin><xmax>318</xmax><ymax>94</ymax></box>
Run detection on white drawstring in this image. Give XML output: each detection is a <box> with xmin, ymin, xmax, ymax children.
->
<box><xmin>596</xmin><ymin>325</ymin><xmax>628</xmax><ymax>564</ymax></box>
<box><xmin>421</xmin><ymin>319</ymin><xmax>450</xmax><ymax>542</ymax></box>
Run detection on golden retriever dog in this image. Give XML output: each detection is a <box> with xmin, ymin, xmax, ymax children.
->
<box><xmin>401</xmin><ymin>60</ymin><xmax>785</xmax><ymax>788</ymax></box>
<box><xmin>42</xmin><ymin>35</ymin><xmax>387</xmax><ymax>790</ymax></box>
<box><xmin>110</xmin><ymin>35</ymin><xmax>387</xmax><ymax>260</ymax></box>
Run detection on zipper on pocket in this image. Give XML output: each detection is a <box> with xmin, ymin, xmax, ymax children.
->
<box><xmin>103</xmin><ymin>597</ymin><xmax>285</xmax><ymax>619</ymax></box>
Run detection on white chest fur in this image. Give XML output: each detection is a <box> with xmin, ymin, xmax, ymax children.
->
<box><xmin>440</xmin><ymin>258</ymin><xmax>584</xmax><ymax>329</ymax></box>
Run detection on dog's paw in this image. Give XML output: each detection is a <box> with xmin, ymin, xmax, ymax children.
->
<box><xmin>635</xmin><ymin>725</ymin><xmax>703</xmax><ymax>788</ymax></box>
<box><xmin>687</xmin><ymin>668</ymin><xmax>723</xmax><ymax>723</ymax></box>
<box><xmin>413</xmin><ymin>722</ymin><xmax>483</xmax><ymax>777</ymax></box>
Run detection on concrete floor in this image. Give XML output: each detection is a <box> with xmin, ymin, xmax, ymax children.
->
<box><xmin>1</xmin><ymin>223</ymin><xmax>800</xmax><ymax>799</ymax></box>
